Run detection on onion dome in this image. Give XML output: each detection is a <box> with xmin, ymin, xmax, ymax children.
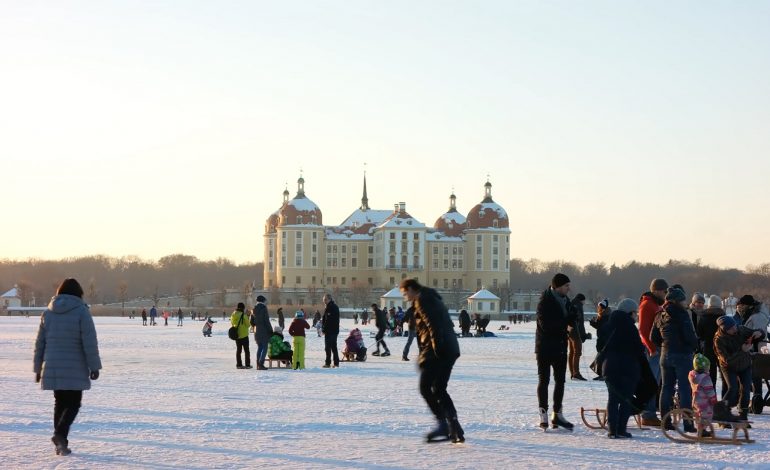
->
<box><xmin>278</xmin><ymin>176</ymin><xmax>323</xmax><ymax>226</ymax></box>
<box><xmin>465</xmin><ymin>180</ymin><xmax>509</xmax><ymax>229</ymax></box>
<box><xmin>434</xmin><ymin>192</ymin><xmax>467</xmax><ymax>237</ymax></box>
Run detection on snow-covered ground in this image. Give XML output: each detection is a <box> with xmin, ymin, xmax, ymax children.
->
<box><xmin>2</xmin><ymin>316</ymin><xmax>770</xmax><ymax>469</ymax></box>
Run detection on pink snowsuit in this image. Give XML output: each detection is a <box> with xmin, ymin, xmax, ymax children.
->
<box><xmin>689</xmin><ymin>370</ymin><xmax>717</xmax><ymax>424</ymax></box>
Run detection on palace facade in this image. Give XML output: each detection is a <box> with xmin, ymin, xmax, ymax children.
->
<box><xmin>262</xmin><ymin>175</ymin><xmax>510</xmax><ymax>308</ymax></box>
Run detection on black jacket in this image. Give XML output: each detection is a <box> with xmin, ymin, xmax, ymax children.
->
<box><xmin>535</xmin><ymin>288</ymin><xmax>575</xmax><ymax>356</ymax></box>
<box><xmin>322</xmin><ymin>301</ymin><xmax>340</xmax><ymax>336</ymax></box>
<box><xmin>589</xmin><ymin>310</ymin><xmax>611</xmax><ymax>352</ymax></box>
<box><xmin>374</xmin><ymin>306</ymin><xmax>387</xmax><ymax>331</ymax></box>
<box><xmin>650</xmin><ymin>302</ymin><xmax>698</xmax><ymax>356</ymax></box>
<box><xmin>602</xmin><ymin>310</ymin><xmax>644</xmax><ymax>381</ymax></box>
<box><xmin>696</xmin><ymin>307</ymin><xmax>723</xmax><ymax>357</ymax></box>
<box><xmin>458</xmin><ymin>311</ymin><xmax>471</xmax><ymax>330</ymax></box>
<box><xmin>569</xmin><ymin>299</ymin><xmax>588</xmax><ymax>342</ymax></box>
<box><xmin>414</xmin><ymin>287</ymin><xmax>460</xmax><ymax>365</ymax></box>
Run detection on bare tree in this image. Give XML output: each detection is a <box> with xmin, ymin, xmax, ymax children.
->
<box><xmin>183</xmin><ymin>282</ymin><xmax>196</xmax><ymax>307</ymax></box>
<box><xmin>87</xmin><ymin>278</ymin><xmax>99</xmax><ymax>305</ymax></box>
<box><xmin>118</xmin><ymin>281</ymin><xmax>128</xmax><ymax>316</ymax></box>
<box><xmin>151</xmin><ymin>285</ymin><xmax>160</xmax><ymax>307</ymax></box>
<box><xmin>349</xmin><ymin>281</ymin><xmax>371</xmax><ymax>310</ymax></box>
<box><xmin>217</xmin><ymin>287</ymin><xmax>227</xmax><ymax>307</ymax></box>
<box><xmin>16</xmin><ymin>280</ymin><xmax>33</xmax><ymax>306</ymax></box>
<box><xmin>242</xmin><ymin>281</ymin><xmax>252</xmax><ymax>305</ymax></box>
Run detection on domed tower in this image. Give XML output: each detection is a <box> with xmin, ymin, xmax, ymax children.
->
<box><xmin>263</xmin><ymin>187</ymin><xmax>290</xmax><ymax>289</ymax></box>
<box><xmin>272</xmin><ymin>175</ymin><xmax>325</xmax><ymax>290</ymax></box>
<box><xmin>464</xmin><ymin>180</ymin><xmax>510</xmax><ymax>292</ymax></box>
<box><xmin>434</xmin><ymin>192</ymin><xmax>467</xmax><ymax>237</ymax></box>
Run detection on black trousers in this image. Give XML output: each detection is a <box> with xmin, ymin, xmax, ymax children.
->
<box><xmin>325</xmin><ymin>334</ymin><xmax>339</xmax><ymax>366</ymax></box>
<box><xmin>236</xmin><ymin>337</ymin><xmax>251</xmax><ymax>367</ymax></box>
<box><xmin>375</xmin><ymin>329</ymin><xmax>388</xmax><ymax>352</ymax></box>
<box><xmin>53</xmin><ymin>390</ymin><xmax>82</xmax><ymax>440</ymax></box>
<box><xmin>536</xmin><ymin>352</ymin><xmax>567</xmax><ymax>412</ymax></box>
<box><xmin>420</xmin><ymin>357</ymin><xmax>458</xmax><ymax>422</ymax></box>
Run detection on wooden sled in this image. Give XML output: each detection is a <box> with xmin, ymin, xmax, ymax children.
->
<box><xmin>579</xmin><ymin>407</ymin><xmax>649</xmax><ymax>430</ymax></box>
<box><xmin>661</xmin><ymin>409</ymin><xmax>754</xmax><ymax>445</ymax></box>
<box><xmin>267</xmin><ymin>357</ymin><xmax>291</xmax><ymax>369</ymax></box>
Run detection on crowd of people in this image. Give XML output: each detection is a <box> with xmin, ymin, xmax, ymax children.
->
<box><xmin>538</xmin><ymin>273</ymin><xmax>770</xmax><ymax>439</ymax></box>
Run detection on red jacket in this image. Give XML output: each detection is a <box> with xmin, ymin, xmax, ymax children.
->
<box><xmin>638</xmin><ymin>292</ymin><xmax>663</xmax><ymax>355</ymax></box>
<box><xmin>288</xmin><ymin>318</ymin><xmax>310</xmax><ymax>337</ymax></box>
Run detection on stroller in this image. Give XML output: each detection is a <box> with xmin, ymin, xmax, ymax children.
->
<box><xmin>342</xmin><ymin>328</ymin><xmax>367</xmax><ymax>361</ymax></box>
<box><xmin>202</xmin><ymin>317</ymin><xmax>216</xmax><ymax>337</ymax></box>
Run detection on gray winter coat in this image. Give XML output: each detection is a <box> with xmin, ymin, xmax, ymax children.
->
<box><xmin>250</xmin><ymin>302</ymin><xmax>272</xmax><ymax>344</ymax></box>
<box><xmin>33</xmin><ymin>294</ymin><xmax>102</xmax><ymax>391</ymax></box>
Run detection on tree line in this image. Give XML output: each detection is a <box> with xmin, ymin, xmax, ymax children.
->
<box><xmin>1</xmin><ymin>254</ymin><xmax>768</xmax><ymax>308</ymax></box>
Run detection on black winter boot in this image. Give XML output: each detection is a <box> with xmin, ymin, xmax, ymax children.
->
<box><xmin>448</xmin><ymin>417</ymin><xmax>465</xmax><ymax>443</ymax></box>
<box><xmin>52</xmin><ymin>435</ymin><xmax>71</xmax><ymax>456</ymax></box>
<box><xmin>551</xmin><ymin>411</ymin><xmax>574</xmax><ymax>430</ymax></box>
<box><xmin>426</xmin><ymin>419</ymin><xmax>450</xmax><ymax>442</ymax></box>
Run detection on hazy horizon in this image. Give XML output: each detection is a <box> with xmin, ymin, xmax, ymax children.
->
<box><xmin>3</xmin><ymin>1</ymin><xmax>769</xmax><ymax>270</ymax></box>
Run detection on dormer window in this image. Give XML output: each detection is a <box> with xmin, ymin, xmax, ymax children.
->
<box><xmin>493</xmin><ymin>220</ymin><xmax>499</xmax><ymax>228</ymax></box>
<box><xmin>297</xmin><ymin>215</ymin><xmax>303</xmax><ymax>224</ymax></box>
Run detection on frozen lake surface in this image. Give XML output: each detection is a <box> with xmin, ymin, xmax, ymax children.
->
<box><xmin>2</xmin><ymin>316</ymin><xmax>770</xmax><ymax>469</ymax></box>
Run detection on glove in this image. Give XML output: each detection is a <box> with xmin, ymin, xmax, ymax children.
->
<box><xmin>35</xmin><ymin>372</ymin><xmax>41</xmax><ymax>383</ymax></box>
<box><xmin>90</xmin><ymin>370</ymin><xmax>100</xmax><ymax>380</ymax></box>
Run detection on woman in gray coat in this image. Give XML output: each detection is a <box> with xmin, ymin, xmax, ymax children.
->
<box><xmin>251</xmin><ymin>295</ymin><xmax>272</xmax><ymax>370</ymax></box>
<box><xmin>33</xmin><ymin>278</ymin><xmax>102</xmax><ymax>456</ymax></box>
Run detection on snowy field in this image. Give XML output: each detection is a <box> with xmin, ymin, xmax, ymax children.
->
<box><xmin>3</xmin><ymin>316</ymin><xmax>770</xmax><ymax>470</ymax></box>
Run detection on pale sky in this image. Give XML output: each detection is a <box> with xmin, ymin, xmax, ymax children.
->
<box><xmin>2</xmin><ymin>1</ymin><xmax>769</xmax><ymax>270</ymax></box>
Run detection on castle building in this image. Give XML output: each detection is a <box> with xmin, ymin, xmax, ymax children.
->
<box><xmin>263</xmin><ymin>175</ymin><xmax>510</xmax><ymax>308</ymax></box>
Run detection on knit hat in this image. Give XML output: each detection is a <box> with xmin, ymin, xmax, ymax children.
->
<box><xmin>615</xmin><ymin>298</ymin><xmax>639</xmax><ymax>314</ymax></box>
<box><xmin>717</xmin><ymin>315</ymin><xmax>736</xmax><ymax>331</ymax></box>
<box><xmin>693</xmin><ymin>353</ymin><xmax>710</xmax><ymax>373</ymax></box>
<box><xmin>691</xmin><ymin>293</ymin><xmax>705</xmax><ymax>304</ymax></box>
<box><xmin>295</xmin><ymin>310</ymin><xmax>304</xmax><ymax>318</ymax></box>
<box><xmin>706</xmin><ymin>295</ymin><xmax>722</xmax><ymax>309</ymax></box>
<box><xmin>650</xmin><ymin>278</ymin><xmax>669</xmax><ymax>292</ymax></box>
<box><xmin>236</xmin><ymin>302</ymin><xmax>246</xmax><ymax>311</ymax></box>
<box><xmin>665</xmin><ymin>287</ymin><xmax>686</xmax><ymax>303</ymax></box>
<box><xmin>256</xmin><ymin>295</ymin><xmax>267</xmax><ymax>303</ymax></box>
<box><xmin>738</xmin><ymin>295</ymin><xmax>758</xmax><ymax>306</ymax></box>
<box><xmin>598</xmin><ymin>298</ymin><xmax>609</xmax><ymax>309</ymax></box>
<box><xmin>273</xmin><ymin>326</ymin><xmax>282</xmax><ymax>334</ymax></box>
<box><xmin>574</xmin><ymin>293</ymin><xmax>586</xmax><ymax>302</ymax></box>
<box><xmin>551</xmin><ymin>273</ymin><xmax>571</xmax><ymax>289</ymax></box>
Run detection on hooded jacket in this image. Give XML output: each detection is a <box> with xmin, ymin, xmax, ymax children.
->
<box><xmin>650</xmin><ymin>302</ymin><xmax>698</xmax><ymax>356</ymax></box>
<box><xmin>33</xmin><ymin>294</ymin><xmax>102</xmax><ymax>391</ymax></box>
<box><xmin>742</xmin><ymin>304</ymin><xmax>769</xmax><ymax>351</ymax></box>
<box><xmin>250</xmin><ymin>302</ymin><xmax>272</xmax><ymax>344</ymax></box>
<box><xmin>714</xmin><ymin>326</ymin><xmax>758</xmax><ymax>372</ymax></box>
<box><xmin>414</xmin><ymin>287</ymin><xmax>460</xmax><ymax>365</ymax></box>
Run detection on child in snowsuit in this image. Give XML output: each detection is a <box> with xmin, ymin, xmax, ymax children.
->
<box><xmin>202</xmin><ymin>317</ymin><xmax>216</xmax><ymax>337</ymax></box>
<box><xmin>269</xmin><ymin>326</ymin><xmax>293</xmax><ymax>365</ymax></box>
<box><xmin>689</xmin><ymin>353</ymin><xmax>717</xmax><ymax>437</ymax></box>
<box><xmin>288</xmin><ymin>311</ymin><xmax>310</xmax><ymax>370</ymax></box>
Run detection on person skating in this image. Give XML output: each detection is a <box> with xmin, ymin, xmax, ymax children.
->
<box><xmin>400</xmin><ymin>278</ymin><xmax>463</xmax><ymax>443</ymax></box>
<box><xmin>402</xmin><ymin>305</ymin><xmax>417</xmax><ymax>361</ymax></box>
<box><xmin>177</xmin><ymin>307</ymin><xmax>184</xmax><ymax>327</ymax></box>
<box><xmin>535</xmin><ymin>273</ymin><xmax>575</xmax><ymax>431</ymax></box>
<box><xmin>371</xmin><ymin>303</ymin><xmax>391</xmax><ymax>356</ymax></box>
<box><xmin>569</xmin><ymin>293</ymin><xmax>588</xmax><ymax>381</ymax></box>
<box><xmin>589</xmin><ymin>298</ymin><xmax>611</xmax><ymax>380</ymax></box>
<box><xmin>33</xmin><ymin>278</ymin><xmax>102</xmax><ymax>456</ymax></box>
<box><xmin>141</xmin><ymin>308</ymin><xmax>147</xmax><ymax>326</ymax></box>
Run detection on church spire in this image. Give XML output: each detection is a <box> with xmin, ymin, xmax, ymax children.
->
<box><xmin>361</xmin><ymin>172</ymin><xmax>369</xmax><ymax>210</ymax></box>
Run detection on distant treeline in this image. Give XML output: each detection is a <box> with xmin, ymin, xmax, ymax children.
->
<box><xmin>1</xmin><ymin>254</ymin><xmax>769</xmax><ymax>308</ymax></box>
<box><xmin>0</xmin><ymin>254</ymin><xmax>262</xmax><ymax>307</ymax></box>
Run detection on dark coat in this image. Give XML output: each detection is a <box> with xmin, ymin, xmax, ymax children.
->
<box><xmin>322</xmin><ymin>300</ymin><xmax>340</xmax><ymax>336</ymax></box>
<box><xmin>602</xmin><ymin>310</ymin><xmax>643</xmax><ymax>394</ymax></box>
<box><xmin>569</xmin><ymin>299</ymin><xmax>588</xmax><ymax>342</ymax></box>
<box><xmin>414</xmin><ymin>287</ymin><xmax>460</xmax><ymax>366</ymax></box>
<box><xmin>650</xmin><ymin>302</ymin><xmax>698</xmax><ymax>356</ymax></box>
<box><xmin>696</xmin><ymin>307</ymin><xmax>723</xmax><ymax>357</ymax></box>
<box><xmin>374</xmin><ymin>306</ymin><xmax>387</xmax><ymax>331</ymax></box>
<box><xmin>590</xmin><ymin>311</ymin><xmax>611</xmax><ymax>353</ymax></box>
<box><xmin>535</xmin><ymin>288</ymin><xmax>575</xmax><ymax>356</ymax></box>
<box><xmin>250</xmin><ymin>302</ymin><xmax>272</xmax><ymax>344</ymax></box>
<box><xmin>714</xmin><ymin>326</ymin><xmax>759</xmax><ymax>372</ymax></box>
<box><xmin>458</xmin><ymin>311</ymin><xmax>471</xmax><ymax>330</ymax></box>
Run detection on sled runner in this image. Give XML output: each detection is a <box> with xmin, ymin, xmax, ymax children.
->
<box><xmin>267</xmin><ymin>357</ymin><xmax>291</xmax><ymax>368</ymax></box>
<box><xmin>579</xmin><ymin>407</ymin><xmax>648</xmax><ymax>430</ymax></box>
<box><xmin>661</xmin><ymin>409</ymin><xmax>754</xmax><ymax>445</ymax></box>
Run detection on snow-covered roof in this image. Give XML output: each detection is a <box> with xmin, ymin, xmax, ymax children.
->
<box><xmin>440</xmin><ymin>211</ymin><xmax>466</xmax><ymax>225</ymax></box>
<box><xmin>288</xmin><ymin>196</ymin><xmax>320</xmax><ymax>212</ymax></box>
<box><xmin>425</xmin><ymin>232</ymin><xmax>463</xmax><ymax>242</ymax></box>
<box><xmin>340</xmin><ymin>209</ymin><xmax>392</xmax><ymax>228</ymax></box>
<box><xmin>1</xmin><ymin>287</ymin><xmax>19</xmax><ymax>298</ymax></box>
<box><xmin>325</xmin><ymin>230</ymin><xmax>373</xmax><ymax>241</ymax></box>
<box><xmin>380</xmin><ymin>287</ymin><xmax>403</xmax><ymax>299</ymax></box>
<box><xmin>468</xmin><ymin>289</ymin><xmax>500</xmax><ymax>300</ymax></box>
<box><xmin>471</xmin><ymin>202</ymin><xmax>508</xmax><ymax>219</ymax></box>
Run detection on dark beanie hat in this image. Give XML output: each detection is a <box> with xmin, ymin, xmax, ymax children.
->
<box><xmin>650</xmin><ymin>278</ymin><xmax>669</xmax><ymax>292</ymax></box>
<box><xmin>665</xmin><ymin>287</ymin><xmax>686</xmax><ymax>303</ymax></box>
<box><xmin>236</xmin><ymin>302</ymin><xmax>246</xmax><ymax>311</ymax></box>
<box><xmin>737</xmin><ymin>295</ymin><xmax>757</xmax><ymax>306</ymax></box>
<box><xmin>256</xmin><ymin>295</ymin><xmax>266</xmax><ymax>303</ymax></box>
<box><xmin>575</xmin><ymin>293</ymin><xmax>586</xmax><ymax>302</ymax></box>
<box><xmin>551</xmin><ymin>273</ymin><xmax>571</xmax><ymax>289</ymax></box>
<box><xmin>717</xmin><ymin>315</ymin><xmax>736</xmax><ymax>331</ymax></box>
